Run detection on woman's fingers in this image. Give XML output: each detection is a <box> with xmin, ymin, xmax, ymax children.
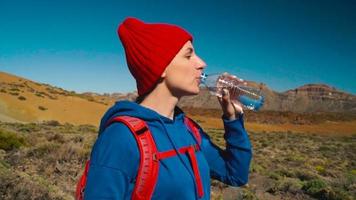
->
<box><xmin>218</xmin><ymin>72</ymin><xmax>245</xmax><ymax>115</ymax></box>
<box><xmin>231</xmin><ymin>100</ymin><xmax>244</xmax><ymax>114</ymax></box>
<box><xmin>218</xmin><ymin>89</ymin><xmax>237</xmax><ymax>120</ymax></box>
<box><xmin>222</xmin><ymin>88</ymin><xmax>230</xmax><ymax>102</ymax></box>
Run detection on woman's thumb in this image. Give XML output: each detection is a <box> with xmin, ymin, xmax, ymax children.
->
<box><xmin>222</xmin><ymin>88</ymin><xmax>230</xmax><ymax>101</ymax></box>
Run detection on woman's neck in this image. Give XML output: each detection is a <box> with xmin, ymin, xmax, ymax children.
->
<box><xmin>139</xmin><ymin>86</ymin><xmax>180</xmax><ymax>120</ymax></box>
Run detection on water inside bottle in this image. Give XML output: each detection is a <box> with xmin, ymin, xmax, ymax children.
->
<box><xmin>235</xmin><ymin>86</ymin><xmax>265</xmax><ymax>111</ymax></box>
<box><xmin>216</xmin><ymin>76</ymin><xmax>264</xmax><ymax>111</ymax></box>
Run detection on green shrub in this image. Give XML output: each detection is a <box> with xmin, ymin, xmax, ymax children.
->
<box><xmin>268</xmin><ymin>171</ymin><xmax>282</xmax><ymax>180</ymax></box>
<box><xmin>315</xmin><ymin>165</ymin><xmax>326</xmax><ymax>174</ymax></box>
<box><xmin>0</xmin><ymin>129</ymin><xmax>25</xmax><ymax>151</ymax></box>
<box><xmin>9</xmin><ymin>88</ymin><xmax>20</xmax><ymax>92</ymax></box>
<box><xmin>0</xmin><ymin>159</ymin><xmax>11</xmax><ymax>170</ymax></box>
<box><xmin>18</xmin><ymin>123</ymin><xmax>40</xmax><ymax>133</ymax></box>
<box><xmin>275</xmin><ymin>167</ymin><xmax>295</xmax><ymax>178</ymax></box>
<box><xmin>9</xmin><ymin>92</ymin><xmax>19</xmax><ymax>96</ymax></box>
<box><xmin>302</xmin><ymin>178</ymin><xmax>329</xmax><ymax>198</ymax></box>
<box><xmin>239</xmin><ymin>188</ymin><xmax>259</xmax><ymax>200</ymax></box>
<box><xmin>267</xmin><ymin>177</ymin><xmax>303</xmax><ymax>194</ymax></box>
<box><xmin>285</xmin><ymin>154</ymin><xmax>305</xmax><ymax>163</ymax></box>
<box><xmin>350</xmin><ymin>169</ymin><xmax>356</xmax><ymax>175</ymax></box>
<box><xmin>250</xmin><ymin>161</ymin><xmax>265</xmax><ymax>173</ymax></box>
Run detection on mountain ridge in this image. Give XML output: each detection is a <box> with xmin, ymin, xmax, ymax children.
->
<box><xmin>1</xmin><ymin>71</ymin><xmax>355</xmax><ymax>126</ymax></box>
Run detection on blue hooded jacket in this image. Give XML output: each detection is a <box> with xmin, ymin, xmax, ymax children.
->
<box><xmin>84</xmin><ymin>100</ymin><xmax>252</xmax><ymax>199</ymax></box>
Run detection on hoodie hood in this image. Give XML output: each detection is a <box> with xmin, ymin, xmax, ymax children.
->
<box><xmin>98</xmin><ymin>100</ymin><xmax>185</xmax><ymax>134</ymax></box>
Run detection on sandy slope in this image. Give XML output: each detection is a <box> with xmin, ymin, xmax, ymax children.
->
<box><xmin>0</xmin><ymin>112</ymin><xmax>23</xmax><ymax>123</ymax></box>
<box><xmin>0</xmin><ymin>71</ymin><xmax>110</xmax><ymax>126</ymax></box>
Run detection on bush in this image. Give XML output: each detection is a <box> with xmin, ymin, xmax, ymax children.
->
<box><xmin>302</xmin><ymin>178</ymin><xmax>329</xmax><ymax>198</ymax></box>
<box><xmin>274</xmin><ymin>167</ymin><xmax>296</xmax><ymax>178</ymax></box>
<box><xmin>18</xmin><ymin>96</ymin><xmax>26</xmax><ymax>101</ymax></box>
<box><xmin>38</xmin><ymin>106</ymin><xmax>47</xmax><ymax>111</ymax></box>
<box><xmin>0</xmin><ymin>129</ymin><xmax>25</xmax><ymax>151</ymax></box>
<box><xmin>250</xmin><ymin>161</ymin><xmax>265</xmax><ymax>173</ymax></box>
<box><xmin>9</xmin><ymin>88</ymin><xmax>20</xmax><ymax>92</ymax></box>
<box><xmin>268</xmin><ymin>171</ymin><xmax>282</xmax><ymax>180</ymax></box>
<box><xmin>43</xmin><ymin>120</ymin><xmax>61</xmax><ymax>126</ymax></box>
<box><xmin>267</xmin><ymin>177</ymin><xmax>303</xmax><ymax>194</ymax></box>
<box><xmin>18</xmin><ymin>123</ymin><xmax>40</xmax><ymax>133</ymax></box>
<box><xmin>239</xmin><ymin>188</ymin><xmax>259</xmax><ymax>200</ymax></box>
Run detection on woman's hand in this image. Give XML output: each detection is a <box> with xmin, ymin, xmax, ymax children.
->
<box><xmin>217</xmin><ymin>73</ymin><xmax>244</xmax><ymax>120</ymax></box>
<box><xmin>218</xmin><ymin>88</ymin><xmax>243</xmax><ymax>120</ymax></box>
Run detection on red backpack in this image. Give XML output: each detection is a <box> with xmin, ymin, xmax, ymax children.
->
<box><xmin>76</xmin><ymin>115</ymin><xmax>204</xmax><ymax>200</ymax></box>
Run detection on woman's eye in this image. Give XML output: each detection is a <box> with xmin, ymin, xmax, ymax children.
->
<box><xmin>185</xmin><ymin>55</ymin><xmax>192</xmax><ymax>59</ymax></box>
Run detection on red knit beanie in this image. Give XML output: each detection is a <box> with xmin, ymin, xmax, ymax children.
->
<box><xmin>117</xmin><ymin>17</ymin><xmax>193</xmax><ymax>96</ymax></box>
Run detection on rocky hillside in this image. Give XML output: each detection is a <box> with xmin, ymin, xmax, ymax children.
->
<box><xmin>179</xmin><ymin>83</ymin><xmax>356</xmax><ymax>113</ymax></box>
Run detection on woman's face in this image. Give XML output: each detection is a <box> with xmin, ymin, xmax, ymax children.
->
<box><xmin>162</xmin><ymin>41</ymin><xmax>206</xmax><ymax>97</ymax></box>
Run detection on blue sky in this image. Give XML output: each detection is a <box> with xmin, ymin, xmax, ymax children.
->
<box><xmin>0</xmin><ymin>0</ymin><xmax>355</xmax><ymax>94</ymax></box>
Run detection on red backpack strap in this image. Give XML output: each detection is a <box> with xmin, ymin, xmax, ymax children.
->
<box><xmin>184</xmin><ymin>116</ymin><xmax>202</xmax><ymax>146</ymax></box>
<box><xmin>76</xmin><ymin>160</ymin><xmax>90</xmax><ymax>200</ymax></box>
<box><xmin>106</xmin><ymin>116</ymin><xmax>159</xmax><ymax>200</ymax></box>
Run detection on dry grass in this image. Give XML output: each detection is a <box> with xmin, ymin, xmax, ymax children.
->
<box><xmin>0</xmin><ymin>120</ymin><xmax>355</xmax><ymax>200</ymax></box>
<box><xmin>207</xmin><ymin>128</ymin><xmax>355</xmax><ymax>200</ymax></box>
<box><xmin>0</xmin><ymin>121</ymin><xmax>97</xmax><ymax>199</ymax></box>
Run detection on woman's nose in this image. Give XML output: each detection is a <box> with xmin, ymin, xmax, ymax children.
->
<box><xmin>196</xmin><ymin>55</ymin><xmax>206</xmax><ymax>69</ymax></box>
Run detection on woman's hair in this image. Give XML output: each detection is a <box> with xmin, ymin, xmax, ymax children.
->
<box><xmin>135</xmin><ymin>77</ymin><xmax>163</xmax><ymax>104</ymax></box>
<box><xmin>135</xmin><ymin>94</ymin><xmax>147</xmax><ymax>104</ymax></box>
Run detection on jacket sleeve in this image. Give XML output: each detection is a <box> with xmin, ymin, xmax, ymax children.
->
<box><xmin>84</xmin><ymin>123</ymin><xmax>139</xmax><ymax>200</ymax></box>
<box><xmin>199</xmin><ymin>113</ymin><xmax>252</xmax><ymax>186</ymax></box>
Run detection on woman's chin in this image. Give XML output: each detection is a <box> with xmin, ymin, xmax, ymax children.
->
<box><xmin>174</xmin><ymin>86</ymin><xmax>200</xmax><ymax>97</ymax></box>
<box><xmin>186</xmin><ymin>87</ymin><xmax>200</xmax><ymax>96</ymax></box>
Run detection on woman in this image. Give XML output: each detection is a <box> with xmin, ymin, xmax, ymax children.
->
<box><xmin>84</xmin><ymin>17</ymin><xmax>252</xmax><ymax>200</ymax></box>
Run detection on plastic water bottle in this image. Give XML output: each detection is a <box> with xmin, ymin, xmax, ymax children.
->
<box><xmin>200</xmin><ymin>72</ymin><xmax>265</xmax><ymax>111</ymax></box>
